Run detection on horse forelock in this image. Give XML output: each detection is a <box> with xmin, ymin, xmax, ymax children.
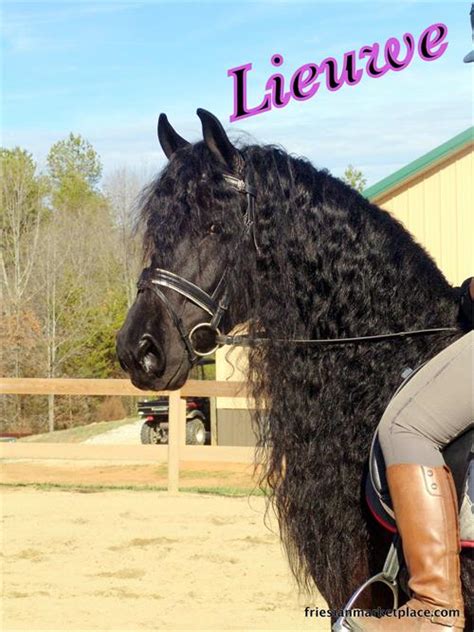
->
<box><xmin>137</xmin><ymin>141</ymin><xmax>248</xmax><ymax>266</ymax></box>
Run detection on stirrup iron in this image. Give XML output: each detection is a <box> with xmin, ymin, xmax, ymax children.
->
<box><xmin>332</xmin><ymin>536</ymin><xmax>401</xmax><ymax>631</ymax></box>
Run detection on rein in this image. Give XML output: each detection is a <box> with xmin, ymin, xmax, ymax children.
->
<box><xmin>217</xmin><ymin>327</ymin><xmax>458</xmax><ymax>347</ymax></box>
<box><xmin>138</xmin><ymin>172</ymin><xmax>458</xmax><ymax>363</ymax></box>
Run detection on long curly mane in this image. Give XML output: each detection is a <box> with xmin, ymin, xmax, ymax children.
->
<box><xmin>140</xmin><ymin>140</ymin><xmax>470</xmax><ymax>612</ymax></box>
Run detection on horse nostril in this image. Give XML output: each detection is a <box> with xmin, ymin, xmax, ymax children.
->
<box><xmin>138</xmin><ymin>335</ymin><xmax>165</xmax><ymax>377</ymax></box>
<box><xmin>118</xmin><ymin>355</ymin><xmax>129</xmax><ymax>372</ymax></box>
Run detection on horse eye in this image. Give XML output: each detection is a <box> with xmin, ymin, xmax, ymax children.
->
<box><xmin>209</xmin><ymin>223</ymin><xmax>221</xmax><ymax>235</ymax></box>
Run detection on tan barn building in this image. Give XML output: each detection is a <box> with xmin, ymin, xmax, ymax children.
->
<box><xmin>364</xmin><ymin>126</ymin><xmax>473</xmax><ymax>285</ymax></box>
<box><xmin>215</xmin><ymin>127</ymin><xmax>474</xmax><ymax>445</ymax></box>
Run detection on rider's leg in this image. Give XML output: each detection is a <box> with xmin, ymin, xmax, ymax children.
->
<box><xmin>379</xmin><ymin>331</ymin><xmax>472</xmax><ymax>469</ymax></box>
<box><xmin>352</xmin><ymin>331</ymin><xmax>472</xmax><ymax>631</ymax></box>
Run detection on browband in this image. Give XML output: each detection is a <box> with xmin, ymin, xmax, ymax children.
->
<box><xmin>223</xmin><ymin>173</ymin><xmax>256</xmax><ymax>197</ymax></box>
<box><xmin>150</xmin><ymin>269</ymin><xmax>219</xmax><ymax>316</ymax></box>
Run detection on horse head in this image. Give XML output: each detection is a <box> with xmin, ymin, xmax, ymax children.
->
<box><xmin>116</xmin><ymin>109</ymin><xmax>254</xmax><ymax>390</ymax></box>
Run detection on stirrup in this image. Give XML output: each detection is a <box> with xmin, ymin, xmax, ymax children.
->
<box><xmin>332</xmin><ymin>536</ymin><xmax>401</xmax><ymax>632</ymax></box>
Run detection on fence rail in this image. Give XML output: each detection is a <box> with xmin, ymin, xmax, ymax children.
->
<box><xmin>0</xmin><ymin>378</ymin><xmax>251</xmax><ymax>493</ymax></box>
<box><xmin>0</xmin><ymin>377</ymin><xmax>248</xmax><ymax>397</ymax></box>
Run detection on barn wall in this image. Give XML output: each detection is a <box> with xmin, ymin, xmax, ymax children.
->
<box><xmin>215</xmin><ymin>345</ymin><xmax>251</xmax><ymax>411</ymax></box>
<box><xmin>215</xmin><ymin>344</ymin><xmax>255</xmax><ymax>445</ymax></box>
<box><xmin>216</xmin><ymin>409</ymin><xmax>256</xmax><ymax>446</ymax></box>
<box><xmin>373</xmin><ymin>145</ymin><xmax>473</xmax><ymax>286</ymax></box>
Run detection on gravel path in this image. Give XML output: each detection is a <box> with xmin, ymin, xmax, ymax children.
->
<box><xmin>83</xmin><ymin>419</ymin><xmax>143</xmax><ymax>444</ymax></box>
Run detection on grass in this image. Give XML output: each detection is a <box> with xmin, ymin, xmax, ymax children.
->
<box><xmin>179</xmin><ymin>468</ymin><xmax>235</xmax><ymax>480</ymax></box>
<box><xmin>18</xmin><ymin>417</ymin><xmax>138</xmax><ymax>443</ymax></box>
<box><xmin>0</xmin><ymin>481</ymin><xmax>265</xmax><ymax>497</ymax></box>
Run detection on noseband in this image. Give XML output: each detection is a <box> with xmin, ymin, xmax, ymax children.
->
<box><xmin>137</xmin><ymin>171</ymin><xmax>458</xmax><ymax>366</ymax></box>
<box><xmin>137</xmin><ymin>173</ymin><xmax>257</xmax><ymax>366</ymax></box>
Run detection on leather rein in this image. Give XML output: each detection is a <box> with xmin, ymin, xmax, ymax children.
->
<box><xmin>137</xmin><ymin>172</ymin><xmax>458</xmax><ymax>365</ymax></box>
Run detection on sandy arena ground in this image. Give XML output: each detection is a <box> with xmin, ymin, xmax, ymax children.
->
<box><xmin>1</xmin><ymin>487</ymin><xmax>330</xmax><ymax>632</ymax></box>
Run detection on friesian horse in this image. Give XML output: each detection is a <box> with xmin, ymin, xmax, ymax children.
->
<box><xmin>116</xmin><ymin>109</ymin><xmax>472</xmax><ymax>625</ymax></box>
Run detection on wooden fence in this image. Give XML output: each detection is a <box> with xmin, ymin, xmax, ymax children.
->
<box><xmin>0</xmin><ymin>378</ymin><xmax>251</xmax><ymax>493</ymax></box>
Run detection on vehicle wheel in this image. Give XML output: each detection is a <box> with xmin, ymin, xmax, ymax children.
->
<box><xmin>186</xmin><ymin>418</ymin><xmax>206</xmax><ymax>445</ymax></box>
<box><xmin>141</xmin><ymin>421</ymin><xmax>165</xmax><ymax>445</ymax></box>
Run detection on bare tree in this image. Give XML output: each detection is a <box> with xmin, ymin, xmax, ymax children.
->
<box><xmin>1</xmin><ymin>150</ymin><xmax>47</xmax><ymax>368</ymax></box>
<box><xmin>34</xmin><ymin>203</ymin><xmax>123</xmax><ymax>431</ymax></box>
<box><xmin>2</xmin><ymin>145</ymin><xmax>142</xmax><ymax>434</ymax></box>
<box><xmin>103</xmin><ymin>167</ymin><xmax>143</xmax><ymax>307</ymax></box>
<box><xmin>0</xmin><ymin>149</ymin><xmax>47</xmax><ymax>429</ymax></box>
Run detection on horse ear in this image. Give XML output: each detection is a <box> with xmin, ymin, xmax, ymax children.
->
<box><xmin>157</xmin><ymin>114</ymin><xmax>190</xmax><ymax>159</ymax></box>
<box><xmin>196</xmin><ymin>108</ymin><xmax>241</xmax><ymax>172</ymax></box>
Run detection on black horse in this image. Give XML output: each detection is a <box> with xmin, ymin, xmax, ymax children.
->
<box><xmin>116</xmin><ymin>109</ymin><xmax>472</xmax><ymax>624</ymax></box>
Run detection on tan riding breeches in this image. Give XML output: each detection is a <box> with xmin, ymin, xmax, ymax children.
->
<box><xmin>378</xmin><ymin>331</ymin><xmax>473</xmax><ymax>467</ymax></box>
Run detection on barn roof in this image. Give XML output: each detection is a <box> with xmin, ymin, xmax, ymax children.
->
<box><xmin>364</xmin><ymin>126</ymin><xmax>473</xmax><ymax>201</ymax></box>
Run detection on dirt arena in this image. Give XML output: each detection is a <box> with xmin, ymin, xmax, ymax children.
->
<box><xmin>2</xmin><ymin>485</ymin><xmax>330</xmax><ymax>632</ymax></box>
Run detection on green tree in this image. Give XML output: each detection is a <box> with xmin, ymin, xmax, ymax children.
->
<box><xmin>64</xmin><ymin>287</ymin><xmax>129</xmax><ymax>379</ymax></box>
<box><xmin>342</xmin><ymin>164</ymin><xmax>367</xmax><ymax>193</ymax></box>
<box><xmin>47</xmin><ymin>133</ymin><xmax>102</xmax><ymax>188</ymax></box>
<box><xmin>47</xmin><ymin>133</ymin><xmax>103</xmax><ymax>211</ymax></box>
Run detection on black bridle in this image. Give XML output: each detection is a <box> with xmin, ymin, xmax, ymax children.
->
<box><xmin>137</xmin><ymin>173</ymin><xmax>258</xmax><ymax>366</ymax></box>
<box><xmin>137</xmin><ymin>172</ymin><xmax>458</xmax><ymax>366</ymax></box>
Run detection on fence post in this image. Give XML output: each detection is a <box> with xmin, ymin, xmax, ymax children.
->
<box><xmin>210</xmin><ymin>396</ymin><xmax>217</xmax><ymax>445</ymax></box>
<box><xmin>178</xmin><ymin>397</ymin><xmax>187</xmax><ymax>448</ymax></box>
<box><xmin>168</xmin><ymin>390</ymin><xmax>185</xmax><ymax>493</ymax></box>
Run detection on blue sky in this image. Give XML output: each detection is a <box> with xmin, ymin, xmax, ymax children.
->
<box><xmin>1</xmin><ymin>1</ymin><xmax>473</xmax><ymax>186</ymax></box>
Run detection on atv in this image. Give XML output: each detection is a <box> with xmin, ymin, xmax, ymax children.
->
<box><xmin>138</xmin><ymin>397</ymin><xmax>211</xmax><ymax>445</ymax></box>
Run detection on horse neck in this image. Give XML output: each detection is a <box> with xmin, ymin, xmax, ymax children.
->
<box><xmin>242</xmin><ymin>157</ymin><xmax>456</xmax><ymax>337</ymax></box>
